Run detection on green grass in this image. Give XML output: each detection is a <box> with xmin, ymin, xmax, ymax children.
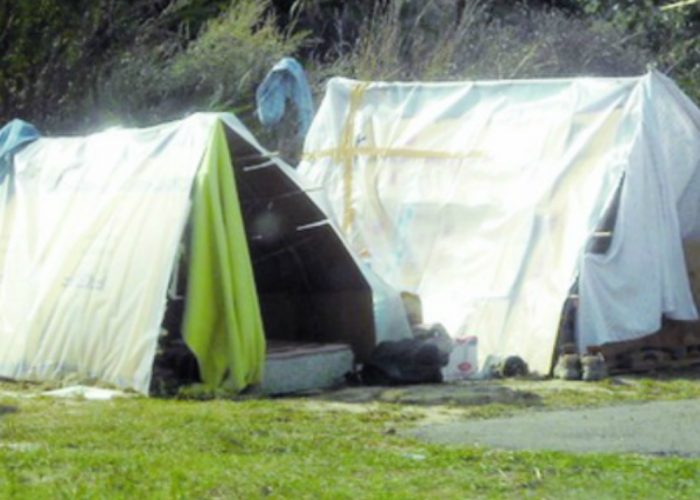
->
<box><xmin>2</xmin><ymin>376</ymin><xmax>700</xmax><ymax>498</ymax></box>
<box><xmin>506</xmin><ymin>372</ymin><xmax>700</xmax><ymax>410</ymax></box>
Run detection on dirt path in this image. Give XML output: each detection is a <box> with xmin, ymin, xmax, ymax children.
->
<box><xmin>410</xmin><ymin>399</ymin><xmax>700</xmax><ymax>456</ymax></box>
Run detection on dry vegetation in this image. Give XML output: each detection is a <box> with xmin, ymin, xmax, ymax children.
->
<box><xmin>1</xmin><ymin>0</ymin><xmax>697</xmax><ymax>140</ymax></box>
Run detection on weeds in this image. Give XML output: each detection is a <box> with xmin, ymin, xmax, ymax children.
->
<box><xmin>96</xmin><ymin>0</ymin><xmax>307</xmax><ymax>129</ymax></box>
<box><xmin>2</xmin><ymin>0</ymin><xmax>697</xmax><ymax>138</ymax></box>
<box><xmin>317</xmin><ymin>0</ymin><xmax>649</xmax><ymax>85</ymax></box>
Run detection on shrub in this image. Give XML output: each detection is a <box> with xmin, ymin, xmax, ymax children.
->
<box><xmin>2</xmin><ymin>0</ymin><xmax>696</xmax><ymax>137</ymax></box>
<box><xmin>313</xmin><ymin>0</ymin><xmax>651</xmax><ymax>86</ymax></box>
<box><xmin>0</xmin><ymin>0</ymin><xmax>305</xmax><ymax>133</ymax></box>
<box><xmin>575</xmin><ymin>0</ymin><xmax>700</xmax><ymax>102</ymax></box>
<box><xmin>90</xmin><ymin>0</ymin><xmax>307</xmax><ymax>130</ymax></box>
<box><xmin>0</xmin><ymin>0</ymin><xmax>138</xmax><ymax>132</ymax></box>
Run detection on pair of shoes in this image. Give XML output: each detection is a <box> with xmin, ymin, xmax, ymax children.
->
<box><xmin>554</xmin><ymin>352</ymin><xmax>608</xmax><ymax>381</ymax></box>
<box><xmin>553</xmin><ymin>353</ymin><xmax>581</xmax><ymax>380</ymax></box>
<box><xmin>581</xmin><ymin>353</ymin><xmax>608</xmax><ymax>381</ymax></box>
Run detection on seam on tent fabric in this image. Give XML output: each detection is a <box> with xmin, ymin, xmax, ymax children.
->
<box><xmin>303</xmin><ymin>147</ymin><xmax>485</xmax><ymax>162</ymax></box>
<box><xmin>330</xmin><ymin>76</ymin><xmax>642</xmax><ymax>91</ymax></box>
<box><xmin>305</xmin><ymin>83</ymin><xmax>487</xmax><ymax>233</ymax></box>
<box><xmin>338</xmin><ymin>82</ymin><xmax>369</xmax><ymax>233</ymax></box>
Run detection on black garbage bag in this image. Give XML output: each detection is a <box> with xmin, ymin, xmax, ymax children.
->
<box><xmin>361</xmin><ymin>337</ymin><xmax>450</xmax><ymax>385</ymax></box>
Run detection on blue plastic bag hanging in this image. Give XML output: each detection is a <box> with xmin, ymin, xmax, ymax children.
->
<box><xmin>255</xmin><ymin>57</ymin><xmax>314</xmax><ymax>139</ymax></box>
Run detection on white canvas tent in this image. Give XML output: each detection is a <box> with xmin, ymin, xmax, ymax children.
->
<box><xmin>299</xmin><ymin>70</ymin><xmax>700</xmax><ymax>374</ymax></box>
<box><xmin>0</xmin><ymin>113</ymin><xmax>266</xmax><ymax>393</ymax></box>
<box><xmin>0</xmin><ymin>112</ymin><xmax>404</xmax><ymax>393</ymax></box>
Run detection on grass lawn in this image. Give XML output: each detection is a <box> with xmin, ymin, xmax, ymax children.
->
<box><xmin>2</xmin><ymin>375</ymin><xmax>700</xmax><ymax>499</ymax></box>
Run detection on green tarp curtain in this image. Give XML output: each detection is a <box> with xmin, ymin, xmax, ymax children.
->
<box><xmin>183</xmin><ymin>121</ymin><xmax>265</xmax><ymax>391</ymax></box>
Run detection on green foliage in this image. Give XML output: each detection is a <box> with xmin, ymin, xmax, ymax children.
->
<box><xmin>0</xmin><ymin>0</ymin><xmax>96</xmax><ymax>126</ymax></box>
<box><xmin>318</xmin><ymin>0</ymin><xmax>649</xmax><ymax>85</ymax></box>
<box><xmin>0</xmin><ymin>0</ymin><xmax>179</xmax><ymax>130</ymax></box>
<box><xmin>576</xmin><ymin>0</ymin><xmax>700</xmax><ymax>100</ymax></box>
<box><xmin>0</xmin><ymin>0</ymin><xmax>305</xmax><ymax>133</ymax></box>
<box><xmin>0</xmin><ymin>0</ymin><xmax>698</xmax><ymax>135</ymax></box>
<box><xmin>308</xmin><ymin>0</ymin><xmax>698</xmax><ymax>107</ymax></box>
<box><xmin>97</xmin><ymin>0</ymin><xmax>305</xmax><ymax>128</ymax></box>
<box><xmin>171</xmin><ymin>1</ymin><xmax>305</xmax><ymax>110</ymax></box>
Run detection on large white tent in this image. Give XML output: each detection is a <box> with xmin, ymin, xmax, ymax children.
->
<box><xmin>0</xmin><ymin>112</ymin><xmax>405</xmax><ymax>393</ymax></box>
<box><xmin>0</xmin><ymin>114</ymin><xmax>266</xmax><ymax>393</ymax></box>
<box><xmin>299</xmin><ymin>70</ymin><xmax>700</xmax><ymax>374</ymax></box>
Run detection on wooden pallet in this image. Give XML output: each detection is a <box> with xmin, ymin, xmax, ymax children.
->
<box><xmin>597</xmin><ymin>319</ymin><xmax>700</xmax><ymax>374</ymax></box>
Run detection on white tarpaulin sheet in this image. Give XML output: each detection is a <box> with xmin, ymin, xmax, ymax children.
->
<box><xmin>0</xmin><ymin>114</ymin><xmax>217</xmax><ymax>392</ymax></box>
<box><xmin>299</xmin><ymin>71</ymin><xmax>700</xmax><ymax>373</ymax></box>
<box><xmin>577</xmin><ymin>73</ymin><xmax>700</xmax><ymax>349</ymax></box>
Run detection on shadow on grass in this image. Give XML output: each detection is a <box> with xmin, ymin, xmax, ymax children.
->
<box><xmin>297</xmin><ymin>380</ymin><xmax>544</xmax><ymax>409</ymax></box>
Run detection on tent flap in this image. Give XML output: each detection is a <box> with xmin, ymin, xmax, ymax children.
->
<box><xmin>577</xmin><ymin>72</ymin><xmax>700</xmax><ymax>350</ymax></box>
<box><xmin>183</xmin><ymin>121</ymin><xmax>266</xmax><ymax>391</ymax></box>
